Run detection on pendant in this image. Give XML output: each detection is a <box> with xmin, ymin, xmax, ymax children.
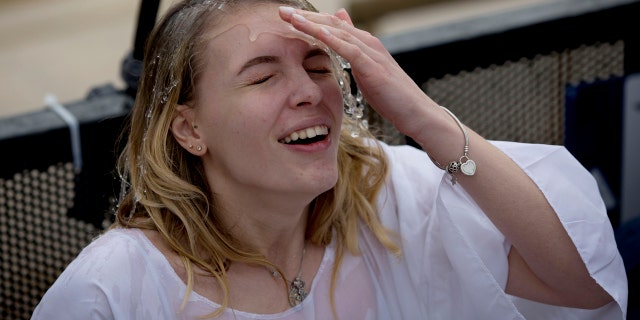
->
<box><xmin>460</xmin><ymin>156</ymin><xmax>476</xmax><ymax>176</ymax></box>
<box><xmin>288</xmin><ymin>277</ymin><xmax>307</xmax><ymax>307</ymax></box>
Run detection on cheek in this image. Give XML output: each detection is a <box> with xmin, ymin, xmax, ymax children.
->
<box><xmin>324</xmin><ymin>81</ymin><xmax>344</xmax><ymax>116</ymax></box>
<box><xmin>225</xmin><ymin>110</ymin><xmax>266</xmax><ymax>141</ymax></box>
<box><xmin>227</xmin><ymin>103</ymin><xmax>279</xmax><ymax>151</ymax></box>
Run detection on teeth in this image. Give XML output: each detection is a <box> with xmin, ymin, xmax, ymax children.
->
<box><xmin>281</xmin><ymin>125</ymin><xmax>329</xmax><ymax>143</ymax></box>
<box><xmin>306</xmin><ymin>128</ymin><xmax>316</xmax><ymax>139</ymax></box>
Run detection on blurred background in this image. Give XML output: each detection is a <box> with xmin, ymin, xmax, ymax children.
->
<box><xmin>0</xmin><ymin>0</ymin><xmax>551</xmax><ymax>118</ymax></box>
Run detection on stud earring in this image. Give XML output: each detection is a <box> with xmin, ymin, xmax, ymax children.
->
<box><xmin>188</xmin><ymin>144</ymin><xmax>194</xmax><ymax>149</ymax></box>
<box><xmin>196</xmin><ymin>145</ymin><xmax>202</xmax><ymax>151</ymax></box>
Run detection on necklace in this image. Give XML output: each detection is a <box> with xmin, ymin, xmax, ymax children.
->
<box><xmin>266</xmin><ymin>242</ymin><xmax>307</xmax><ymax>307</ymax></box>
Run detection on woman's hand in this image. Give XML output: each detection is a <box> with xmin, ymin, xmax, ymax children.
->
<box><xmin>278</xmin><ymin>6</ymin><xmax>438</xmax><ymax>139</ymax></box>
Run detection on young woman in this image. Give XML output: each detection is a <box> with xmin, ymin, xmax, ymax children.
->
<box><xmin>32</xmin><ymin>0</ymin><xmax>627</xmax><ymax>319</ymax></box>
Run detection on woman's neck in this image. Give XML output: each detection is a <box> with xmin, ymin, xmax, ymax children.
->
<box><xmin>219</xmin><ymin>198</ymin><xmax>311</xmax><ymax>266</ymax></box>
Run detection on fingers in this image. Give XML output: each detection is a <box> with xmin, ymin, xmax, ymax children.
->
<box><xmin>279</xmin><ymin>6</ymin><xmax>348</xmax><ymax>29</ymax></box>
<box><xmin>334</xmin><ymin>8</ymin><xmax>354</xmax><ymax>26</ymax></box>
<box><xmin>278</xmin><ymin>6</ymin><xmax>381</xmax><ymax>67</ymax></box>
<box><xmin>278</xmin><ymin>6</ymin><xmax>371</xmax><ymax>45</ymax></box>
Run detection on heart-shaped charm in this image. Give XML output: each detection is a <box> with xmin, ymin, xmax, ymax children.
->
<box><xmin>460</xmin><ymin>159</ymin><xmax>476</xmax><ymax>176</ymax></box>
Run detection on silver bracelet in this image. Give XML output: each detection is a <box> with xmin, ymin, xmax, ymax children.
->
<box><xmin>428</xmin><ymin>106</ymin><xmax>476</xmax><ymax>184</ymax></box>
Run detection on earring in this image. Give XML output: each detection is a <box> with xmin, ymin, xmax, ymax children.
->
<box><xmin>196</xmin><ymin>145</ymin><xmax>202</xmax><ymax>151</ymax></box>
<box><xmin>188</xmin><ymin>144</ymin><xmax>194</xmax><ymax>149</ymax></box>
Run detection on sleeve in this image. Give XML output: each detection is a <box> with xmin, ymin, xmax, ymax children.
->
<box><xmin>492</xmin><ymin>141</ymin><xmax>628</xmax><ymax>319</ymax></box>
<box><xmin>377</xmin><ymin>141</ymin><xmax>627</xmax><ymax>319</ymax></box>
<box><xmin>438</xmin><ymin>141</ymin><xmax>628</xmax><ymax>319</ymax></box>
<box><xmin>376</xmin><ymin>143</ymin><xmax>522</xmax><ymax>319</ymax></box>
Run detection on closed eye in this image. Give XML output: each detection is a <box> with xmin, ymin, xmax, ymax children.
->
<box><xmin>307</xmin><ymin>68</ymin><xmax>332</xmax><ymax>75</ymax></box>
<box><xmin>249</xmin><ymin>75</ymin><xmax>273</xmax><ymax>85</ymax></box>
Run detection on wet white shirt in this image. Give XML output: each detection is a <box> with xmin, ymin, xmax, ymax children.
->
<box><xmin>31</xmin><ymin>141</ymin><xmax>628</xmax><ymax>319</ymax></box>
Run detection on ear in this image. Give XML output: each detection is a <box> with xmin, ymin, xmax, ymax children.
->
<box><xmin>170</xmin><ymin>104</ymin><xmax>206</xmax><ymax>155</ymax></box>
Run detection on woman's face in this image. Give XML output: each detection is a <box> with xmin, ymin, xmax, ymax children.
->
<box><xmin>184</xmin><ymin>3</ymin><xmax>343</xmax><ymax>204</ymax></box>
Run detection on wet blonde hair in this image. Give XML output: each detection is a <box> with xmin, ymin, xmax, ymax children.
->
<box><xmin>113</xmin><ymin>0</ymin><xmax>399</xmax><ymax>317</ymax></box>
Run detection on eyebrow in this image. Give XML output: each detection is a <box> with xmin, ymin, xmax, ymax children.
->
<box><xmin>237</xmin><ymin>48</ymin><xmax>330</xmax><ymax>76</ymax></box>
<box><xmin>305</xmin><ymin>48</ymin><xmax>330</xmax><ymax>61</ymax></box>
<box><xmin>237</xmin><ymin>56</ymin><xmax>278</xmax><ymax>76</ymax></box>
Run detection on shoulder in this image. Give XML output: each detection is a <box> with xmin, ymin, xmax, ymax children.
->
<box><xmin>32</xmin><ymin>228</ymin><xmax>159</xmax><ymax>319</ymax></box>
<box><xmin>72</xmin><ymin>228</ymin><xmax>152</xmax><ymax>271</ymax></box>
<box><xmin>47</xmin><ymin>227</ymin><xmax>150</xmax><ymax>286</ymax></box>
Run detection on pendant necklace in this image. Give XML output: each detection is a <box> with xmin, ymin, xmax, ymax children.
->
<box><xmin>266</xmin><ymin>242</ymin><xmax>307</xmax><ymax>307</ymax></box>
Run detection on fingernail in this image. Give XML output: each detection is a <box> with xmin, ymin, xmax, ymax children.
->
<box><xmin>279</xmin><ymin>6</ymin><xmax>296</xmax><ymax>16</ymax></box>
<box><xmin>292</xmin><ymin>13</ymin><xmax>306</xmax><ymax>23</ymax></box>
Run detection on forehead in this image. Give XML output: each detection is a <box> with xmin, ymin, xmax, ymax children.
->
<box><xmin>203</xmin><ymin>3</ymin><xmax>324</xmax><ymax>56</ymax></box>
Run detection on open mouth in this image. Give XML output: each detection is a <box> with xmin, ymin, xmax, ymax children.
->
<box><xmin>279</xmin><ymin>125</ymin><xmax>329</xmax><ymax>145</ymax></box>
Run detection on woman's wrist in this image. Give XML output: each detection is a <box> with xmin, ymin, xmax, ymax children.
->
<box><xmin>405</xmin><ymin>104</ymin><xmax>475</xmax><ymax>179</ymax></box>
<box><xmin>427</xmin><ymin>106</ymin><xmax>476</xmax><ymax>183</ymax></box>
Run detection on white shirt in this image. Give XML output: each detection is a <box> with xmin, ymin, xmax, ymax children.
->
<box><xmin>31</xmin><ymin>141</ymin><xmax>628</xmax><ymax>319</ymax></box>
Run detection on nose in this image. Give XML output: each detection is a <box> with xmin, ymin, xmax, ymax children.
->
<box><xmin>288</xmin><ymin>69</ymin><xmax>323</xmax><ymax>108</ymax></box>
